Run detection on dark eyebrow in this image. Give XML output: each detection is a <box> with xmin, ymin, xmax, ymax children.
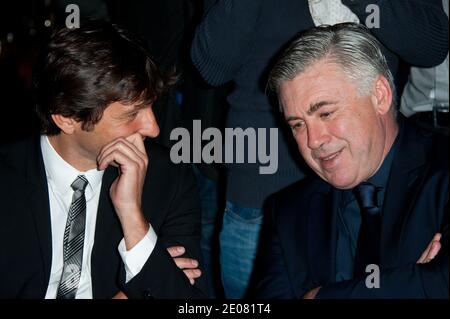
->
<box><xmin>307</xmin><ymin>100</ymin><xmax>338</xmax><ymax>116</ymax></box>
<box><xmin>113</xmin><ymin>102</ymin><xmax>150</xmax><ymax>120</ymax></box>
<box><xmin>285</xmin><ymin>116</ymin><xmax>301</xmax><ymax>122</ymax></box>
<box><xmin>122</xmin><ymin>102</ymin><xmax>150</xmax><ymax>116</ymax></box>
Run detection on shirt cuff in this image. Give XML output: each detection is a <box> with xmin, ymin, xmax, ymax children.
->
<box><xmin>118</xmin><ymin>224</ymin><xmax>158</xmax><ymax>283</ymax></box>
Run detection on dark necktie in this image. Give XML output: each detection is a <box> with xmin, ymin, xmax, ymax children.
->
<box><xmin>352</xmin><ymin>182</ymin><xmax>381</xmax><ymax>277</ymax></box>
<box><xmin>57</xmin><ymin>175</ymin><xmax>89</xmax><ymax>299</ymax></box>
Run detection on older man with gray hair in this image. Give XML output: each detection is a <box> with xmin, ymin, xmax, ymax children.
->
<box><xmin>252</xmin><ymin>23</ymin><xmax>448</xmax><ymax>299</ymax></box>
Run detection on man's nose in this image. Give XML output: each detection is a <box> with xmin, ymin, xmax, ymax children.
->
<box><xmin>139</xmin><ymin>106</ymin><xmax>160</xmax><ymax>138</ymax></box>
<box><xmin>307</xmin><ymin>121</ymin><xmax>330</xmax><ymax>150</ymax></box>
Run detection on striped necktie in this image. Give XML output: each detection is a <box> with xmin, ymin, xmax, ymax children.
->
<box><xmin>57</xmin><ymin>175</ymin><xmax>89</xmax><ymax>299</ymax></box>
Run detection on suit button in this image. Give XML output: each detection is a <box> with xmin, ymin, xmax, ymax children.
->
<box><xmin>143</xmin><ymin>290</ymin><xmax>154</xmax><ymax>299</ymax></box>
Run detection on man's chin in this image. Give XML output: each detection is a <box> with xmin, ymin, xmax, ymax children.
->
<box><xmin>320</xmin><ymin>172</ymin><xmax>358</xmax><ymax>190</ymax></box>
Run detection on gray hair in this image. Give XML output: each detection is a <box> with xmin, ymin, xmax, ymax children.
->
<box><xmin>268</xmin><ymin>23</ymin><xmax>396</xmax><ymax>108</ymax></box>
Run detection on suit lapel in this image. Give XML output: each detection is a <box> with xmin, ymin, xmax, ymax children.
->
<box><xmin>306</xmin><ymin>180</ymin><xmax>339</xmax><ymax>284</ymax></box>
<box><xmin>381</xmin><ymin>119</ymin><xmax>429</xmax><ymax>266</ymax></box>
<box><xmin>26</xmin><ymin>135</ymin><xmax>52</xmax><ymax>296</ymax></box>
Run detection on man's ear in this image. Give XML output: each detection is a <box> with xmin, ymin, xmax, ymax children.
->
<box><xmin>371</xmin><ymin>75</ymin><xmax>393</xmax><ymax>115</ymax></box>
<box><xmin>51</xmin><ymin>114</ymin><xmax>78</xmax><ymax>134</ymax></box>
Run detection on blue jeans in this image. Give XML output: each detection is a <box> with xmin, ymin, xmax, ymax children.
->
<box><xmin>220</xmin><ymin>201</ymin><xmax>263</xmax><ymax>299</ymax></box>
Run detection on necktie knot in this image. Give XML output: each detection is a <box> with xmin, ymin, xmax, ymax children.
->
<box><xmin>353</xmin><ymin>182</ymin><xmax>381</xmax><ymax>216</ymax></box>
<box><xmin>71</xmin><ymin>175</ymin><xmax>88</xmax><ymax>193</ymax></box>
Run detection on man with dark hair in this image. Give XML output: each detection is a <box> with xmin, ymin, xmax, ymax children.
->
<box><xmin>0</xmin><ymin>21</ymin><xmax>207</xmax><ymax>299</ymax></box>
<box><xmin>253</xmin><ymin>23</ymin><xmax>448</xmax><ymax>299</ymax></box>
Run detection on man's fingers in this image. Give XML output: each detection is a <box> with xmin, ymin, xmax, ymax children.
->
<box><xmin>417</xmin><ymin>241</ymin><xmax>433</xmax><ymax>264</ymax></box>
<box><xmin>126</xmin><ymin>133</ymin><xmax>147</xmax><ymax>154</ymax></box>
<box><xmin>97</xmin><ymin>138</ymin><xmax>147</xmax><ymax>170</ymax></box>
<box><xmin>112</xmin><ymin>291</ymin><xmax>128</xmax><ymax>299</ymax></box>
<box><xmin>99</xmin><ymin>139</ymin><xmax>145</xmax><ymax>166</ymax></box>
<box><xmin>167</xmin><ymin>246</ymin><xmax>185</xmax><ymax>257</ymax></box>
<box><xmin>303</xmin><ymin>286</ymin><xmax>321</xmax><ymax>299</ymax></box>
<box><xmin>432</xmin><ymin>233</ymin><xmax>442</xmax><ymax>242</ymax></box>
<box><xmin>98</xmin><ymin>148</ymin><xmax>136</xmax><ymax>172</ymax></box>
<box><xmin>97</xmin><ymin>142</ymin><xmax>148</xmax><ymax>174</ymax></box>
<box><xmin>426</xmin><ymin>240</ymin><xmax>442</xmax><ymax>261</ymax></box>
<box><xmin>183</xmin><ymin>269</ymin><xmax>202</xmax><ymax>281</ymax></box>
<box><xmin>173</xmin><ymin>257</ymin><xmax>199</xmax><ymax>270</ymax></box>
<box><xmin>425</xmin><ymin>233</ymin><xmax>442</xmax><ymax>262</ymax></box>
<box><xmin>417</xmin><ymin>233</ymin><xmax>442</xmax><ymax>264</ymax></box>
<box><xmin>167</xmin><ymin>246</ymin><xmax>201</xmax><ymax>284</ymax></box>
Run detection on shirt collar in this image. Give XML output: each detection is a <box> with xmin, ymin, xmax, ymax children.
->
<box><xmin>340</xmin><ymin>131</ymin><xmax>400</xmax><ymax>206</ymax></box>
<box><xmin>40</xmin><ymin>135</ymin><xmax>104</xmax><ymax>199</ymax></box>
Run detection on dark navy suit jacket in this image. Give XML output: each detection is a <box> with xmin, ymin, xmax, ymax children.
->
<box><xmin>253</xmin><ymin>119</ymin><xmax>449</xmax><ymax>298</ymax></box>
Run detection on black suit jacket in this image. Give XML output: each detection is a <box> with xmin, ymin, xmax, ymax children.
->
<box><xmin>0</xmin><ymin>135</ymin><xmax>207</xmax><ymax>299</ymax></box>
<box><xmin>253</xmin><ymin>119</ymin><xmax>449</xmax><ymax>298</ymax></box>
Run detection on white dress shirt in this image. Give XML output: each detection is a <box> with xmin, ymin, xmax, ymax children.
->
<box><xmin>41</xmin><ymin>135</ymin><xmax>157</xmax><ymax>299</ymax></box>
